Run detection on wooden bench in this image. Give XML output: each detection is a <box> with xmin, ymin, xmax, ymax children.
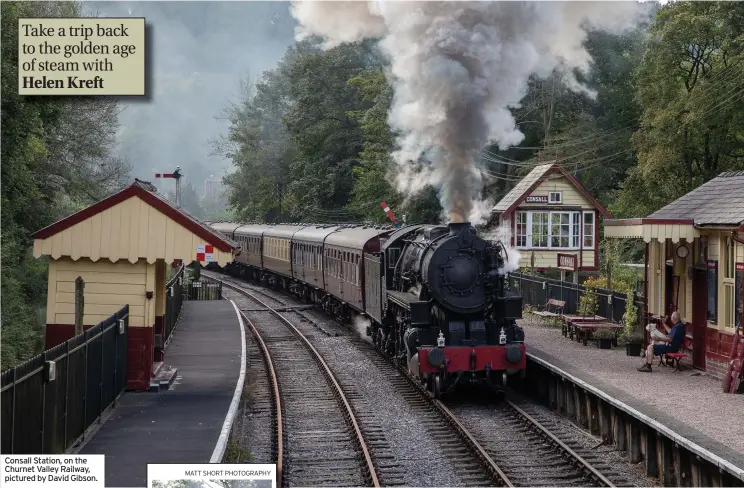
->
<box><xmin>533</xmin><ymin>299</ymin><xmax>566</xmax><ymax>325</ymax></box>
<box><xmin>573</xmin><ymin>322</ymin><xmax>624</xmax><ymax>346</ymax></box>
<box><xmin>561</xmin><ymin>315</ymin><xmax>606</xmax><ymax>339</ymax></box>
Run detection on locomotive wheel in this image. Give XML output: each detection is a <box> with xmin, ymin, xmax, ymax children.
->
<box><xmin>430</xmin><ymin>374</ymin><xmax>441</xmax><ymax>399</ymax></box>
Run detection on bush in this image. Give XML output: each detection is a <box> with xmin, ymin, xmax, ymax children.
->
<box><xmin>579</xmin><ymin>278</ymin><xmax>599</xmax><ymax>317</ymax></box>
<box><xmin>593</xmin><ymin>328</ymin><xmax>616</xmax><ymax>340</ymax></box>
<box><xmin>620</xmin><ymin>297</ymin><xmax>644</xmax><ymax>344</ymax></box>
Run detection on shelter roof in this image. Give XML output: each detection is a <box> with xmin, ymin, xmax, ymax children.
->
<box><xmin>33</xmin><ymin>179</ymin><xmax>238</xmax><ymax>265</ymax></box>
<box><xmin>33</xmin><ymin>179</ymin><xmax>237</xmax><ymax>251</ymax></box>
<box><xmin>492</xmin><ymin>163</ymin><xmax>611</xmax><ymax>218</ymax></box>
<box><xmin>646</xmin><ymin>171</ymin><xmax>744</xmax><ymax>227</ymax></box>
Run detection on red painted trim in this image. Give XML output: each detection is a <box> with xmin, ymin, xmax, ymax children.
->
<box><xmin>510</xmin><ymin>217</ymin><xmax>514</xmax><ymax>247</ymax></box>
<box><xmin>127</xmin><ymin>326</ymin><xmax>154</xmax><ymax>391</ymax></box>
<box><xmin>643</xmin><ymin>243</ymin><xmax>649</xmax><ymax>348</ymax></box>
<box><xmin>502</xmin><ymin>165</ymin><xmax>612</xmax><ymax>219</ymax></box>
<box><xmin>154</xmin><ymin>316</ymin><xmax>164</xmax><ymax>362</ymax></box>
<box><xmin>418</xmin><ymin>345</ymin><xmax>526</xmax><ymax>373</ymax></box>
<box><xmin>579</xmin><ymin>211</ymin><xmax>584</xmax><ymax>271</ymax></box>
<box><xmin>594</xmin><ymin>210</ymin><xmax>599</xmax><ymax>271</ymax></box>
<box><xmin>605</xmin><ymin>218</ymin><xmax>694</xmax><ymax>226</ymax></box>
<box><xmin>45</xmin><ymin>324</ymin><xmax>98</xmax><ymax>349</ymax></box>
<box><xmin>33</xmin><ymin>183</ymin><xmax>235</xmax><ymax>253</ymax></box>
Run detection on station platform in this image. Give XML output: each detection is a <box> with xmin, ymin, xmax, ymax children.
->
<box><xmin>78</xmin><ymin>300</ymin><xmax>244</xmax><ymax>487</ymax></box>
<box><xmin>520</xmin><ymin>320</ymin><xmax>744</xmax><ymax>470</ymax></box>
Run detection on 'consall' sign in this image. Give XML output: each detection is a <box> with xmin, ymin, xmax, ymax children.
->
<box><xmin>557</xmin><ymin>253</ymin><xmax>577</xmax><ymax>271</ymax></box>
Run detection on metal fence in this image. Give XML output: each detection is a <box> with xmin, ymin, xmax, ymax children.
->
<box><xmin>507</xmin><ymin>272</ymin><xmax>645</xmax><ymax>325</ymax></box>
<box><xmin>164</xmin><ymin>265</ymin><xmax>185</xmax><ymax>346</ymax></box>
<box><xmin>1</xmin><ymin>306</ymin><xmax>129</xmax><ymax>454</ymax></box>
<box><xmin>185</xmin><ymin>274</ymin><xmax>223</xmax><ymax>301</ymax></box>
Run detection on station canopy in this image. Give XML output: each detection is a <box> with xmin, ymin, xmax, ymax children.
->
<box><xmin>32</xmin><ymin>179</ymin><xmax>238</xmax><ymax>266</ymax></box>
<box><xmin>604</xmin><ymin>170</ymin><xmax>744</xmax><ymax>243</ymax></box>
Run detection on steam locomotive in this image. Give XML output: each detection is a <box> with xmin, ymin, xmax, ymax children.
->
<box><xmin>208</xmin><ymin>220</ymin><xmax>526</xmax><ymax>398</ymax></box>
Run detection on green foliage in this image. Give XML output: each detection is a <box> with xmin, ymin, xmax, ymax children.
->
<box><xmin>1</xmin><ymin>1</ymin><xmax>129</xmax><ymax>370</ymax></box>
<box><xmin>616</xmin><ymin>2</ymin><xmax>744</xmax><ymax>217</ymax></box>
<box><xmin>579</xmin><ymin>279</ymin><xmax>600</xmax><ymax>317</ymax></box>
<box><xmin>593</xmin><ymin>328</ymin><xmax>616</xmax><ymax>340</ymax></box>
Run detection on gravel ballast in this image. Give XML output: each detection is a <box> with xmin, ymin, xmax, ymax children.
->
<box><xmin>521</xmin><ymin>319</ymin><xmax>744</xmax><ymax>456</ymax></box>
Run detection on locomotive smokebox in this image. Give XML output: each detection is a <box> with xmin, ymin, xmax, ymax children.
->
<box><xmin>448</xmin><ymin>221</ymin><xmax>472</xmax><ymax>235</ymax></box>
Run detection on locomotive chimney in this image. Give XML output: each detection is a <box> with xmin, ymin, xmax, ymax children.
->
<box><xmin>448</xmin><ymin>221</ymin><xmax>471</xmax><ymax>235</ymax></box>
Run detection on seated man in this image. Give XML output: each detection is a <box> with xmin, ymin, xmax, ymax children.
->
<box><xmin>637</xmin><ymin>311</ymin><xmax>686</xmax><ymax>372</ymax></box>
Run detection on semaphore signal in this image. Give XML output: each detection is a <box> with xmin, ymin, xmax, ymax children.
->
<box><xmin>155</xmin><ymin>166</ymin><xmax>183</xmax><ymax>206</ymax></box>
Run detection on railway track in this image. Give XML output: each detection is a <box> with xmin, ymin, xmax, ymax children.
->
<box><xmin>223</xmin><ymin>283</ymin><xmax>379</xmax><ymax>487</ymax></box>
<box><xmin>208</xmin><ymin>271</ymin><xmax>637</xmax><ymax>487</ymax></box>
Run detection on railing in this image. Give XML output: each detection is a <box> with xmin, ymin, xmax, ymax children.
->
<box><xmin>164</xmin><ymin>265</ymin><xmax>185</xmax><ymax>347</ymax></box>
<box><xmin>186</xmin><ymin>274</ymin><xmax>223</xmax><ymax>301</ymax></box>
<box><xmin>507</xmin><ymin>272</ymin><xmax>645</xmax><ymax>325</ymax></box>
<box><xmin>1</xmin><ymin>305</ymin><xmax>129</xmax><ymax>454</ymax></box>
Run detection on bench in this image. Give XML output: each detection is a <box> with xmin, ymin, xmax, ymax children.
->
<box><xmin>561</xmin><ymin>314</ymin><xmax>606</xmax><ymax>339</ymax></box>
<box><xmin>573</xmin><ymin>322</ymin><xmax>624</xmax><ymax>346</ymax></box>
<box><xmin>656</xmin><ymin>334</ymin><xmax>692</xmax><ymax>372</ymax></box>
<box><xmin>533</xmin><ymin>299</ymin><xmax>565</xmax><ymax>326</ymax></box>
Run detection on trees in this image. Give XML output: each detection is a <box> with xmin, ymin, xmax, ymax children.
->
<box><xmin>614</xmin><ymin>1</ymin><xmax>744</xmax><ymax>218</ymax></box>
<box><xmin>214</xmin><ymin>3</ymin><xmax>741</xmax><ymax>241</ymax></box>
<box><xmin>1</xmin><ymin>1</ymin><xmax>129</xmax><ymax>369</ymax></box>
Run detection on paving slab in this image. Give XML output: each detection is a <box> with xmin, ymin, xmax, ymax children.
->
<box><xmin>79</xmin><ymin>300</ymin><xmax>242</xmax><ymax>487</ymax></box>
<box><xmin>521</xmin><ymin>319</ymin><xmax>744</xmax><ymax>471</ymax></box>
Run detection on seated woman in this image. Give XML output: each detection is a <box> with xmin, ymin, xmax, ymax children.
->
<box><xmin>637</xmin><ymin>311</ymin><xmax>686</xmax><ymax>372</ymax></box>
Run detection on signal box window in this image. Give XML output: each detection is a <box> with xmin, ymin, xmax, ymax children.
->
<box><xmin>549</xmin><ymin>191</ymin><xmax>562</xmax><ymax>203</ymax></box>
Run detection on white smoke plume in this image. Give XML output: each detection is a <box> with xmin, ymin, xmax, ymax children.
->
<box><xmin>481</xmin><ymin>223</ymin><xmax>521</xmax><ymax>275</ymax></box>
<box><xmin>290</xmin><ymin>1</ymin><xmax>646</xmax><ymax>225</ymax></box>
<box><xmin>353</xmin><ymin>314</ymin><xmax>373</xmax><ymax>343</ymax></box>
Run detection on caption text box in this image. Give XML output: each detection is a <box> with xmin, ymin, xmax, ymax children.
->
<box><xmin>18</xmin><ymin>17</ymin><xmax>145</xmax><ymax>96</ymax></box>
<box><xmin>1</xmin><ymin>454</ymin><xmax>105</xmax><ymax>488</ymax></box>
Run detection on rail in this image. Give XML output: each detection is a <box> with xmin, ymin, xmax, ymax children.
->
<box><xmin>0</xmin><ymin>305</ymin><xmax>129</xmax><ymax>454</ymax></box>
<box><xmin>235</xmin><ymin>308</ymin><xmax>283</xmax><ymax>484</ymax></box>
<box><xmin>219</xmin><ymin>279</ymin><xmax>380</xmax><ymax>488</ymax></box>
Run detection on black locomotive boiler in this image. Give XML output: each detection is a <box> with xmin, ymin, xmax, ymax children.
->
<box><xmin>378</xmin><ymin>221</ymin><xmax>525</xmax><ymax>397</ymax></box>
<box><xmin>208</xmin><ymin>220</ymin><xmax>526</xmax><ymax>398</ymax></box>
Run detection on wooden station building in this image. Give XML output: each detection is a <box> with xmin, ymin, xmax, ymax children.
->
<box><xmin>492</xmin><ymin>163</ymin><xmax>612</xmax><ymax>281</ymax></box>
<box><xmin>32</xmin><ymin>179</ymin><xmax>238</xmax><ymax>390</ymax></box>
<box><xmin>604</xmin><ymin>171</ymin><xmax>744</xmax><ymax>378</ymax></box>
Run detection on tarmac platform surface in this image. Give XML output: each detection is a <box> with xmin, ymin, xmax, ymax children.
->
<box><xmin>522</xmin><ymin>320</ymin><xmax>744</xmax><ymax>472</ymax></box>
<box><xmin>79</xmin><ymin>300</ymin><xmax>243</xmax><ymax>487</ymax></box>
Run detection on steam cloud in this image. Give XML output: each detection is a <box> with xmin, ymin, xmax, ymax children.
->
<box><xmin>353</xmin><ymin>314</ymin><xmax>373</xmax><ymax>343</ymax></box>
<box><xmin>290</xmin><ymin>1</ymin><xmax>645</xmax><ymax>224</ymax></box>
<box><xmin>481</xmin><ymin>224</ymin><xmax>521</xmax><ymax>275</ymax></box>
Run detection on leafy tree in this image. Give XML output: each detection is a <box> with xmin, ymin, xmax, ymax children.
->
<box><xmin>1</xmin><ymin>1</ymin><xmax>129</xmax><ymax>369</ymax></box>
<box><xmin>614</xmin><ymin>1</ymin><xmax>744</xmax><ymax>218</ymax></box>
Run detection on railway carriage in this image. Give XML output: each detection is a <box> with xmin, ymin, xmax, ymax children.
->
<box><xmin>261</xmin><ymin>224</ymin><xmax>304</xmax><ymax>285</ymax></box>
<box><xmin>322</xmin><ymin>226</ymin><xmax>393</xmax><ymax>317</ymax></box>
<box><xmin>291</xmin><ymin>224</ymin><xmax>339</xmax><ymax>302</ymax></box>
<box><xmin>234</xmin><ymin>224</ymin><xmax>271</xmax><ymax>272</ymax></box>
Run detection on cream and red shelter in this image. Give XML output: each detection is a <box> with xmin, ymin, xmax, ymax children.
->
<box><xmin>604</xmin><ymin>170</ymin><xmax>744</xmax><ymax>378</ymax></box>
<box><xmin>492</xmin><ymin>163</ymin><xmax>611</xmax><ymax>279</ymax></box>
<box><xmin>32</xmin><ymin>179</ymin><xmax>238</xmax><ymax>390</ymax></box>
